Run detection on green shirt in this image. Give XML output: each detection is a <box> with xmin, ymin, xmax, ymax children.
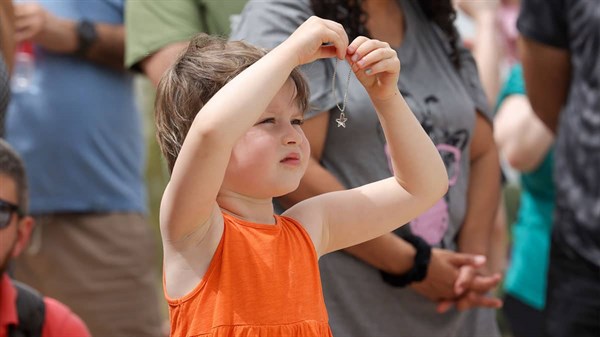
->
<box><xmin>125</xmin><ymin>0</ymin><xmax>247</xmax><ymax>68</ymax></box>
<box><xmin>500</xmin><ymin>64</ymin><xmax>555</xmax><ymax>310</ymax></box>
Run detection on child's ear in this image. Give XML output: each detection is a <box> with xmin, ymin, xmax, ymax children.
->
<box><xmin>11</xmin><ymin>216</ymin><xmax>35</xmax><ymax>258</ymax></box>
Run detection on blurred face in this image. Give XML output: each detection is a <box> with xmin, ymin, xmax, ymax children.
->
<box><xmin>222</xmin><ymin>80</ymin><xmax>310</xmax><ymax>198</ymax></box>
<box><xmin>0</xmin><ymin>175</ymin><xmax>20</xmax><ymax>274</ymax></box>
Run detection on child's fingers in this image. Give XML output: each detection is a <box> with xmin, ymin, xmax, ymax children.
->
<box><xmin>454</xmin><ymin>265</ymin><xmax>476</xmax><ymax>295</ymax></box>
<box><xmin>317</xmin><ymin>28</ymin><xmax>346</xmax><ymax>60</ymax></box>
<box><xmin>456</xmin><ymin>292</ymin><xmax>503</xmax><ymax>311</ymax></box>
<box><xmin>448</xmin><ymin>253</ymin><xmax>486</xmax><ymax>268</ymax></box>
<box><xmin>348</xmin><ymin>36</ymin><xmax>369</xmax><ymax>56</ymax></box>
<box><xmin>350</xmin><ymin>39</ymin><xmax>390</xmax><ymax>64</ymax></box>
<box><xmin>319</xmin><ymin>45</ymin><xmax>340</xmax><ymax>60</ymax></box>
<box><xmin>363</xmin><ymin>57</ymin><xmax>400</xmax><ymax>77</ymax></box>
<box><xmin>469</xmin><ymin>273</ymin><xmax>502</xmax><ymax>292</ymax></box>
<box><xmin>321</xmin><ymin>19</ymin><xmax>348</xmax><ymax>59</ymax></box>
<box><xmin>354</xmin><ymin>48</ymin><xmax>398</xmax><ymax>73</ymax></box>
<box><xmin>295</xmin><ymin>16</ymin><xmax>347</xmax><ymax>62</ymax></box>
<box><xmin>326</xmin><ymin>20</ymin><xmax>349</xmax><ymax>56</ymax></box>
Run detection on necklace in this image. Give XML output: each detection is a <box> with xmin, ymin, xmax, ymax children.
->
<box><xmin>332</xmin><ymin>59</ymin><xmax>353</xmax><ymax>128</ymax></box>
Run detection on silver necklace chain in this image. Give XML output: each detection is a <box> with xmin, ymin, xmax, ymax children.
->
<box><xmin>332</xmin><ymin>59</ymin><xmax>352</xmax><ymax>128</ymax></box>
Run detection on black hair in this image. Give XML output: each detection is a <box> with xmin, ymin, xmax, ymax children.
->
<box><xmin>0</xmin><ymin>139</ymin><xmax>28</xmax><ymax>213</ymax></box>
<box><xmin>310</xmin><ymin>0</ymin><xmax>460</xmax><ymax>68</ymax></box>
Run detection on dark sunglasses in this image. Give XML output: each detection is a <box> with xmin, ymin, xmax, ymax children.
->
<box><xmin>0</xmin><ymin>199</ymin><xmax>25</xmax><ymax>229</ymax></box>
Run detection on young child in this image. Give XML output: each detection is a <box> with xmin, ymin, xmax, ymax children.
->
<box><xmin>155</xmin><ymin>17</ymin><xmax>448</xmax><ymax>336</ymax></box>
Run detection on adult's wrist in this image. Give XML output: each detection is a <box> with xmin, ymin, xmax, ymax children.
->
<box><xmin>379</xmin><ymin>233</ymin><xmax>432</xmax><ymax>287</ymax></box>
<box><xmin>388</xmin><ymin>240</ymin><xmax>417</xmax><ymax>274</ymax></box>
<box><xmin>36</xmin><ymin>16</ymin><xmax>78</xmax><ymax>54</ymax></box>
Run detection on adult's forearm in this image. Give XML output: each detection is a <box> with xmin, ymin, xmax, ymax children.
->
<box><xmin>458</xmin><ymin>145</ymin><xmax>500</xmax><ymax>258</ymax></box>
<box><xmin>0</xmin><ymin>0</ymin><xmax>15</xmax><ymax>71</ymax></box>
<box><xmin>487</xmin><ymin>198</ymin><xmax>508</xmax><ymax>275</ymax></box>
<box><xmin>472</xmin><ymin>11</ymin><xmax>500</xmax><ymax>108</ymax></box>
<box><xmin>142</xmin><ymin>41</ymin><xmax>190</xmax><ymax>86</ymax></box>
<box><xmin>345</xmin><ymin>234</ymin><xmax>416</xmax><ymax>274</ymax></box>
<box><xmin>494</xmin><ymin>96</ymin><xmax>554</xmax><ymax>172</ymax></box>
<box><xmin>519</xmin><ymin>36</ymin><xmax>571</xmax><ymax>133</ymax></box>
<box><xmin>35</xmin><ymin>15</ymin><xmax>124</xmax><ymax>70</ymax></box>
<box><xmin>84</xmin><ymin>23</ymin><xmax>125</xmax><ymax>69</ymax></box>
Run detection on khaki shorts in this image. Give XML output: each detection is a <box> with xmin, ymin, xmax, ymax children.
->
<box><xmin>15</xmin><ymin>212</ymin><xmax>164</xmax><ymax>337</ymax></box>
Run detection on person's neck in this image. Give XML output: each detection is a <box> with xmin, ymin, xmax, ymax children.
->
<box><xmin>217</xmin><ymin>190</ymin><xmax>276</xmax><ymax>224</ymax></box>
<box><xmin>363</xmin><ymin>0</ymin><xmax>405</xmax><ymax>49</ymax></box>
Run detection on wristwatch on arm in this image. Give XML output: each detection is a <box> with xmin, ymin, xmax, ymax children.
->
<box><xmin>75</xmin><ymin>19</ymin><xmax>98</xmax><ymax>57</ymax></box>
<box><xmin>380</xmin><ymin>233</ymin><xmax>432</xmax><ymax>287</ymax></box>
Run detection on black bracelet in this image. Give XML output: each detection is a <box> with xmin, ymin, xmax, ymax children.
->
<box><xmin>75</xmin><ymin>20</ymin><xmax>97</xmax><ymax>57</ymax></box>
<box><xmin>379</xmin><ymin>233</ymin><xmax>432</xmax><ymax>287</ymax></box>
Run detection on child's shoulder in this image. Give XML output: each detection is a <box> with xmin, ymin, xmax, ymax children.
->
<box><xmin>280</xmin><ymin>204</ymin><xmax>326</xmax><ymax>256</ymax></box>
<box><xmin>278</xmin><ymin>214</ymin><xmax>310</xmax><ymax>233</ymax></box>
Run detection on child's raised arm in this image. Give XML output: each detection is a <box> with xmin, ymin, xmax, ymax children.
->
<box><xmin>159</xmin><ymin>17</ymin><xmax>348</xmax><ymax>243</ymax></box>
<box><xmin>285</xmin><ymin>37</ymin><xmax>448</xmax><ymax>256</ymax></box>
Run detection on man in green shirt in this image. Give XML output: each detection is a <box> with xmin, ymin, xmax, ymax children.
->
<box><xmin>126</xmin><ymin>0</ymin><xmax>247</xmax><ymax>85</ymax></box>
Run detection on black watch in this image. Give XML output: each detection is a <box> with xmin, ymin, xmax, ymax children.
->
<box><xmin>379</xmin><ymin>233</ymin><xmax>432</xmax><ymax>287</ymax></box>
<box><xmin>75</xmin><ymin>20</ymin><xmax>97</xmax><ymax>57</ymax></box>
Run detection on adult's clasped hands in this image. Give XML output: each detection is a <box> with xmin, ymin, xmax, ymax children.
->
<box><xmin>410</xmin><ymin>249</ymin><xmax>503</xmax><ymax>313</ymax></box>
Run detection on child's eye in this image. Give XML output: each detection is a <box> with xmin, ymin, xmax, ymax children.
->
<box><xmin>292</xmin><ymin>119</ymin><xmax>304</xmax><ymax>125</ymax></box>
<box><xmin>258</xmin><ymin>118</ymin><xmax>276</xmax><ymax>124</ymax></box>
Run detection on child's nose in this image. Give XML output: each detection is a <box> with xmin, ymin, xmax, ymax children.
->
<box><xmin>282</xmin><ymin>125</ymin><xmax>303</xmax><ymax>145</ymax></box>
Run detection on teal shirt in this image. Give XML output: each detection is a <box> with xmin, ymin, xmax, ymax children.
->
<box><xmin>501</xmin><ymin>65</ymin><xmax>555</xmax><ymax>309</ymax></box>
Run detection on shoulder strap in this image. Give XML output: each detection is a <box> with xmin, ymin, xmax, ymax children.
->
<box><xmin>8</xmin><ymin>281</ymin><xmax>45</xmax><ymax>337</ymax></box>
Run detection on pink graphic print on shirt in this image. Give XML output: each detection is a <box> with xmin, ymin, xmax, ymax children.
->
<box><xmin>384</xmin><ymin>142</ymin><xmax>462</xmax><ymax>245</ymax></box>
<box><xmin>410</xmin><ymin>144</ymin><xmax>461</xmax><ymax>244</ymax></box>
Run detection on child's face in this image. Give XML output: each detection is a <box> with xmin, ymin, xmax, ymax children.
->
<box><xmin>222</xmin><ymin>80</ymin><xmax>310</xmax><ymax>198</ymax></box>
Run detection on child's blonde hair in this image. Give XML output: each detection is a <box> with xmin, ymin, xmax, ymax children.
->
<box><xmin>155</xmin><ymin>34</ymin><xmax>311</xmax><ymax>173</ymax></box>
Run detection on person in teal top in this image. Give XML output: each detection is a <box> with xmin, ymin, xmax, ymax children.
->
<box><xmin>494</xmin><ymin>64</ymin><xmax>555</xmax><ymax>337</ymax></box>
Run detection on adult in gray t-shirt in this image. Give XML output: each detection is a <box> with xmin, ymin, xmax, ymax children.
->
<box><xmin>233</xmin><ymin>0</ymin><xmax>501</xmax><ymax>336</ymax></box>
<box><xmin>518</xmin><ymin>0</ymin><xmax>600</xmax><ymax>336</ymax></box>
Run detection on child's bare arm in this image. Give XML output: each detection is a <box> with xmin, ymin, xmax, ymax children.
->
<box><xmin>160</xmin><ymin>17</ymin><xmax>349</xmax><ymax>242</ymax></box>
<box><xmin>286</xmin><ymin>38</ymin><xmax>448</xmax><ymax>256</ymax></box>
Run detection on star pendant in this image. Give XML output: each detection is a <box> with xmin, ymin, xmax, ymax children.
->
<box><xmin>336</xmin><ymin>114</ymin><xmax>348</xmax><ymax>128</ymax></box>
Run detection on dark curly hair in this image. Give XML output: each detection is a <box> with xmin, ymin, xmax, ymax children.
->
<box><xmin>310</xmin><ymin>0</ymin><xmax>460</xmax><ymax>69</ymax></box>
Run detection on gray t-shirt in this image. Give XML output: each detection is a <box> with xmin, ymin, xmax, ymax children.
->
<box><xmin>518</xmin><ymin>0</ymin><xmax>600</xmax><ymax>273</ymax></box>
<box><xmin>232</xmin><ymin>0</ymin><xmax>499</xmax><ymax>336</ymax></box>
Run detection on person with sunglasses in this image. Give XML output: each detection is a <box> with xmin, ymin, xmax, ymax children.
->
<box><xmin>0</xmin><ymin>140</ymin><xmax>89</xmax><ymax>337</ymax></box>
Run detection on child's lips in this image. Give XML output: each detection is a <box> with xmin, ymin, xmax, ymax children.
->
<box><xmin>281</xmin><ymin>153</ymin><xmax>301</xmax><ymax>165</ymax></box>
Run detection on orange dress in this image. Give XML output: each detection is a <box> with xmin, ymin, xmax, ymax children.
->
<box><xmin>166</xmin><ymin>212</ymin><xmax>333</xmax><ymax>337</ymax></box>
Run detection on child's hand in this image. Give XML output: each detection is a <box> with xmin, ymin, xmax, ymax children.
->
<box><xmin>347</xmin><ymin>37</ymin><xmax>401</xmax><ymax>102</ymax></box>
<box><xmin>284</xmin><ymin>16</ymin><xmax>349</xmax><ymax>66</ymax></box>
